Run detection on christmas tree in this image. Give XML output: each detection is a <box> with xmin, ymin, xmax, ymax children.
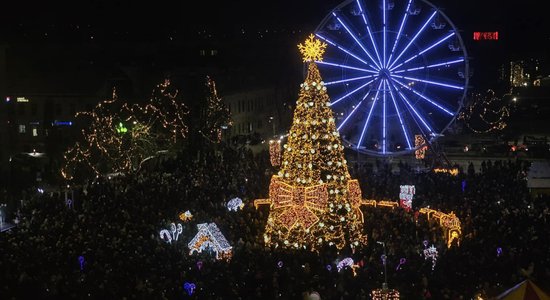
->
<box><xmin>256</xmin><ymin>35</ymin><xmax>367</xmax><ymax>251</ymax></box>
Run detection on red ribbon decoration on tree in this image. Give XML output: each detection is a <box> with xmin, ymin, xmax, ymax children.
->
<box><xmin>269</xmin><ymin>176</ymin><xmax>328</xmax><ymax>230</ymax></box>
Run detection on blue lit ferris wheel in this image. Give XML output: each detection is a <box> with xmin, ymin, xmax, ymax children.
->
<box><xmin>315</xmin><ymin>0</ymin><xmax>469</xmax><ymax>156</ymax></box>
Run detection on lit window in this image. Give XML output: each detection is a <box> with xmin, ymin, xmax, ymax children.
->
<box><xmin>32</xmin><ymin>128</ymin><xmax>38</xmax><ymax>137</ymax></box>
<box><xmin>200</xmin><ymin>50</ymin><xmax>206</xmax><ymax>56</ymax></box>
<box><xmin>18</xmin><ymin>125</ymin><xmax>26</xmax><ymax>133</ymax></box>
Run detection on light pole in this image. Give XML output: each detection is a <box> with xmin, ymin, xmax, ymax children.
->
<box><xmin>377</xmin><ymin>241</ymin><xmax>388</xmax><ymax>290</ymax></box>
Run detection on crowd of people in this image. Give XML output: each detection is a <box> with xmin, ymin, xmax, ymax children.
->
<box><xmin>1</xmin><ymin>146</ymin><xmax>549</xmax><ymax>299</ymax></box>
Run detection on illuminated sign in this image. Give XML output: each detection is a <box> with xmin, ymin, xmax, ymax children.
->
<box><xmin>52</xmin><ymin>121</ymin><xmax>73</xmax><ymax>126</ymax></box>
<box><xmin>473</xmin><ymin>32</ymin><xmax>499</xmax><ymax>41</ymax></box>
<box><xmin>16</xmin><ymin>97</ymin><xmax>29</xmax><ymax>103</ymax></box>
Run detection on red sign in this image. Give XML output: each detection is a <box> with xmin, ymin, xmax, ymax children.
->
<box><xmin>473</xmin><ymin>32</ymin><xmax>499</xmax><ymax>41</ymax></box>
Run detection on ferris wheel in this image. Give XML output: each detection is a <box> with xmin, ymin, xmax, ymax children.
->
<box><xmin>315</xmin><ymin>0</ymin><xmax>469</xmax><ymax>156</ymax></box>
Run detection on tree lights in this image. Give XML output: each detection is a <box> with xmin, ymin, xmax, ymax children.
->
<box><xmin>254</xmin><ymin>35</ymin><xmax>367</xmax><ymax>251</ymax></box>
<box><xmin>269</xmin><ymin>139</ymin><xmax>282</xmax><ymax>166</ymax></box>
<box><xmin>458</xmin><ymin>89</ymin><xmax>509</xmax><ymax>134</ymax></box>
<box><xmin>200</xmin><ymin>75</ymin><xmax>231</xmax><ymax>143</ymax></box>
<box><xmin>62</xmin><ymin>80</ymin><xmax>189</xmax><ymax>180</ymax></box>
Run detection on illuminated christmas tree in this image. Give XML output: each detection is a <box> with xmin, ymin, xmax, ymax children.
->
<box><xmin>200</xmin><ymin>75</ymin><xmax>231</xmax><ymax>143</ymax></box>
<box><xmin>255</xmin><ymin>35</ymin><xmax>367</xmax><ymax>251</ymax></box>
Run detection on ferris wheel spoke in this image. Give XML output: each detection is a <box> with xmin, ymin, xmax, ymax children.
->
<box><xmin>333</xmin><ymin>12</ymin><xmax>382</xmax><ymax>70</ymax></box>
<box><xmin>390</xmin><ymin>32</ymin><xmax>456</xmax><ymax>71</ymax></box>
<box><xmin>316</xmin><ymin>34</ymin><xmax>375</xmax><ymax>67</ymax></box>
<box><xmin>387</xmin><ymin>80</ymin><xmax>412</xmax><ymax>149</ymax></box>
<box><xmin>357</xmin><ymin>80</ymin><xmax>384</xmax><ymax>148</ymax></box>
<box><xmin>383</xmin><ymin>0</ymin><xmax>387</xmax><ymax>68</ymax></box>
<box><xmin>323</xmin><ymin>74</ymin><xmax>377</xmax><ymax>86</ymax></box>
<box><xmin>387</xmin><ymin>10</ymin><xmax>437</xmax><ymax>70</ymax></box>
<box><xmin>355</xmin><ymin>0</ymin><xmax>383</xmax><ymax>69</ymax></box>
<box><xmin>393</xmin><ymin>58</ymin><xmax>464</xmax><ymax>74</ymax></box>
<box><xmin>390</xmin><ymin>81</ymin><xmax>434</xmax><ymax>135</ymax></box>
<box><xmin>316</xmin><ymin>60</ymin><xmax>378</xmax><ymax>74</ymax></box>
<box><xmin>387</xmin><ymin>0</ymin><xmax>414</xmax><ymax>65</ymax></box>
<box><xmin>337</xmin><ymin>89</ymin><xmax>373</xmax><ymax>131</ymax></box>
<box><xmin>330</xmin><ymin>78</ymin><xmax>377</xmax><ymax>106</ymax></box>
<box><xmin>391</xmin><ymin>74</ymin><xmax>463</xmax><ymax>90</ymax></box>
<box><xmin>382</xmin><ymin>80</ymin><xmax>388</xmax><ymax>153</ymax></box>
<box><xmin>391</xmin><ymin>77</ymin><xmax>455</xmax><ymax>116</ymax></box>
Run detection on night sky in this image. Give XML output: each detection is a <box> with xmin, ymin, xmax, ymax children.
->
<box><xmin>1</xmin><ymin>0</ymin><xmax>548</xmax><ymax>46</ymax></box>
<box><xmin>1</xmin><ymin>0</ymin><xmax>549</xmax><ymax>95</ymax></box>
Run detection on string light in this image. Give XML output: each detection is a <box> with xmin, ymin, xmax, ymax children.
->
<box><xmin>200</xmin><ymin>76</ymin><xmax>231</xmax><ymax>143</ymax></box>
<box><xmin>458</xmin><ymin>89</ymin><xmax>509</xmax><ymax>134</ymax></box>
<box><xmin>255</xmin><ymin>35</ymin><xmax>367</xmax><ymax>251</ymax></box>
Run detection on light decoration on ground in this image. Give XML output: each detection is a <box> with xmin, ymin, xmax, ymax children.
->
<box><xmin>419</xmin><ymin>208</ymin><xmax>462</xmax><ymax>248</ymax></box>
<box><xmin>188</xmin><ymin>223</ymin><xmax>232</xmax><ymax>260</ymax></box>
<box><xmin>433</xmin><ymin>167</ymin><xmax>459</xmax><ymax>176</ymax></box>
<box><xmin>183</xmin><ymin>282</ymin><xmax>196</xmax><ymax>296</ymax></box>
<box><xmin>377</xmin><ymin>200</ymin><xmax>400</xmax><ymax>209</ymax></box>
<box><xmin>336</xmin><ymin>257</ymin><xmax>360</xmax><ymax>276</ymax></box>
<box><xmin>423</xmin><ymin>244</ymin><xmax>439</xmax><ymax>270</ymax></box>
<box><xmin>227</xmin><ymin>197</ymin><xmax>244</xmax><ymax>212</ymax></box>
<box><xmin>269</xmin><ymin>139</ymin><xmax>282</xmax><ymax>166</ymax></box>
<box><xmin>396</xmin><ymin>258</ymin><xmax>406</xmax><ymax>271</ymax></box>
<box><xmin>159</xmin><ymin>222</ymin><xmax>183</xmax><ymax>244</ymax></box>
<box><xmin>415</xmin><ymin>135</ymin><xmax>427</xmax><ymax>159</ymax></box>
<box><xmin>179</xmin><ymin>210</ymin><xmax>193</xmax><ymax>222</ymax></box>
<box><xmin>254</xmin><ymin>35</ymin><xmax>367</xmax><ymax>251</ymax></box>
<box><xmin>78</xmin><ymin>256</ymin><xmax>85</xmax><ymax>271</ymax></box>
<box><xmin>360</xmin><ymin>199</ymin><xmax>399</xmax><ymax>209</ymax></box>
<box><xmin>458</xmin><ymin>89</ymin><xmax>509</xmax><ymax>134</ymax></box>
<box><xmin>371</xmin><ymin>288</ymin><xmax>400</xmax><ymax>300</ymax></box>
<box><xmin>399</xmin><ymin>185</ymin><xmax>415</xmax><ymax>212</ymax></box>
